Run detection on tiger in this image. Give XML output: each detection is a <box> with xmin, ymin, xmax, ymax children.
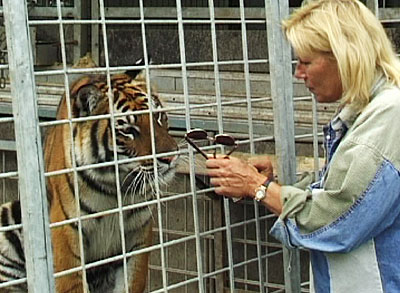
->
<box><xmin>0</xmin><ymin>62</ymin><xmax>179</xmax><ymax>293</ymax></box>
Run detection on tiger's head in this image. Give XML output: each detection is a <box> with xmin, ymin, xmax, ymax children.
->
<box><xmin>54</xmin><ymin>68</ymin><xmax>179</xmax><ymax>200</ymax></box>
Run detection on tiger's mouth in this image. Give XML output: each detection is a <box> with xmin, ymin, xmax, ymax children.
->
<box><xmin>119</xmin><ymin>156</ymin><xmax>178</xmax><ymax>175</ymax></box>
<box><xmin>119</xmin><ymin>156</ymin><xmax>178</xmax><ymax>199</ymax></box>
<box><xmin>139</xmin><ymin>164</ymin><xmax>156</xmax><ymax>172</ymax></box>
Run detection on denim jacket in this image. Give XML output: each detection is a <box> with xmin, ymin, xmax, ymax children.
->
<box><xmin>270</xmin><ymin>76</ymin><xmax>400</xmax><ymax>293</ymax></box>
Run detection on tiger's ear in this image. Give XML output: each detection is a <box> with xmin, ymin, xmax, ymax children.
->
<box><xmin>125</xmin><ymin>56</ymin><xmax>152</xmax><ymax>80</ymax></box>
<box><xmin>74</xmin><ymin>84</ymin><xmax>103</xmax><ymax>117</ymax></box>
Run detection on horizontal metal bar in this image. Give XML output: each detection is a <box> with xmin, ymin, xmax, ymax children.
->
<box><xmin>32</xmin><ymin>58</ymin><xmax>270</xmax><ymax>77</ymax></box>
<box><xmin>28</xmin><ymin>18</ymin><xmax>266</xmax><ymax>25</ymax></box>
<box><xmin>0</xmin><ymin>116</ymin><xmax>14</xmax><ymax>123</ymax></box>
<box><xmin>0</xmin><ymin>278</ymin><xmax>27</xmax><ymax>289</ymax></box>
<box><xmin>105</xmin><ymin>7</ymin><xmax>267</xmax><ymax>19</ymax></box>
<box><xmin>0</xmin><ymin>139</ymin><xmax>16</xmax><ymax>151</ymax></box>
<box><xmin>0</xmin><ymin>171</ymin><xmax>17</xmax><ymax>179</ymax></box>
<box><xmin>150</xmin><ymin>276</ymin><xmax>200</xmax><ymax>293</ymax></box>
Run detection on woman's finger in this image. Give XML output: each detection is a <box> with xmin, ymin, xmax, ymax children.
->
<box><xmin>210</xmin><ymin>177</ymin><xmax>230</xmax><ymax>186</ymax></box>
<box><xmin>205</xmin><ymin>157</ymin><xmax>226</xmax><ymax>168</ymax></box>
<box><xmin>209</xmin><ymin>177</ymin><xmax>220</xmax><ymax>186</ymax></box>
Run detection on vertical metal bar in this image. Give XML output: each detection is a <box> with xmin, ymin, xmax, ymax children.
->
<box><xmin>55</xmin><ymin>0</ymin><xmax>89</xmax><ymax>289</ymax></box>
<box><xmin>1</xmin><ymin>151</ymin><xmax>5</xmax><ymax>202</ymax></box>
<box><xmin>238</xmin><ymin>0</ymin><xmax>255</xmax><ymax>151</ymax></box>
<box><xmin>185</xmin><ymin>193</ymin><xmax>189</xmax><ymax>293</ymax></box>
<box><xmin>266</xmin><ymin>0</ymin><xmax>296</xmax><ymax>183</ymax></box>
<box><xmin>91</xmin><ymin>0</ymin><xmax>100</xmax><ymax>65</ymax></box>
<box><xmin>238</xmin><ymin>1</ymin><xmax>266</xmax><ymax>292</ymax></box>
<box><xmin>366</xmin><ymin>0</ymin><xmax>379</xmax><ymax>18</ymax></box>
<box><xmin>98</xmin><ymin>1</ymin><xmax>130</xmax><ymax>291</ymax></box>
<box><xmin>213</xmin><ymin>201</ymin><xmax>225</xmax><ymax>292</ymax></box>
<box><xmin>209</xmin><ymin>1</ymin><xmax>243</xmax><ymax>290</ymax></box>
<box><xmin>176</xmin><ymin>0</ymin><xmax>205</xmax><ymax>291</ymax></box>
<box><xmin>3</xmin><ymin>1</ymin><xmax>55</xmax><ymax>292</ymax></box>
<box><xmin>138</xmin><ymin>1</ymin><xmax>172</xmax><ymax>291</ymax></box>
<box><xmin>208</xmin><ymin>0</ymin><xmax>224</xmax><ymax>133</ymax></box>
<box><xmin>206</xmin><ymin>201</ymin><xmax>214</xmax><ymax>293</ymax></box>
<box><xmin>221</xmin><ymin>195</ymin><xmax>236</xmax><ymax>292</ymax></box>
<box><xmin>207</xmin><ymin>1</ymin><xmax>235</xmax><ymax>291</ymax></box>
<box><xmin>265</xmin><ymin>0</ymin><xmax>301</xmax><ymax>292</ymax></box>
<box><xmin>73</xmin><ymin>0</ymin><xmax>84</xmax><ymax>62</ymax></box>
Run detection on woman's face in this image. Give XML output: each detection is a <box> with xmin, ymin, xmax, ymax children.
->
<box><xmin>295</xmin><ymin>53</ymin><xmax>343</xmax><ymax>103</ymax></box>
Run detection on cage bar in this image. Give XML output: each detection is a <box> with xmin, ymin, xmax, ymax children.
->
<box><xmin>266</xmin><ymin>0</ymin><xmax>301</xmax><ymax>292</ymax></box>
<box><xmin>0</xmin><ymin>0</ymin><xmax>397</xmax><ymax>292</ymax></box>
<box><xmin>2</xmin><ymin>0</ymin><xmax>55</xmax><ymax>292</ymax></box>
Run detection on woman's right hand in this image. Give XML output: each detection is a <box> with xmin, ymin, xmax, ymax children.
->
<box><xmin>247</xmin><ymin>155</ymin><xmax>274</xmax><ymax>181</ymax></box>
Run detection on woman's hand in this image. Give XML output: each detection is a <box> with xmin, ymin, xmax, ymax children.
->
<box><xmin>247</xmin><ymin>155</ymin><xmax>274</xmax><ymax>181</ymax></box>
<box><xmin>206</xmin><ymin>155</ymin><xmax>268</xmax><ymax>199</ymax></box>
<box><xmin>206</xmin><ymin>155</ymin><xmax>282</xmax><ymax>215</ymax></box>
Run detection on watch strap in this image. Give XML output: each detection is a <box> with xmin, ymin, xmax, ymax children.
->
<box><xmin>262</xmin><ymin>178</ymin><xmax>272</xmax><ymax>190</ymax></box>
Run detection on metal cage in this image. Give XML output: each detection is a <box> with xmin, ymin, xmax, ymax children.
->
<box><xmin>0</xmin><ymin>0</ymin><xmax>399</xmax><ymax>292</ymax></box>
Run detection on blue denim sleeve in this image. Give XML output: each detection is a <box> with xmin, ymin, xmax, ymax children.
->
<box><xmin>270</xmin><ymin>160</ymin><xmax>400</xmax><ymax>253</ymax></box>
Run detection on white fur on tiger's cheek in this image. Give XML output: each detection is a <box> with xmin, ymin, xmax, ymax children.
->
<box><xmin>118</xmin><ymin>131</ymin><xmax>135</xmax><ymax>140</ymax></box>
<box><xmin>156</xmin><ymin>105</ymin><xmax>163</xmax><ymax>126</ymax></box>
<box><xmin>128</xmin><ymin>114</ymin><xmax>137</xmax><ymax>125</ymax></box>
<box><xmin>157</xmin><ymin>116</ymin><xmax>162</xmax><ymax>126</ymax></box>
<box><xmin>73</xmin><ymin>131</ymin><xmax>86</xmax><ymax>165</ymax></box>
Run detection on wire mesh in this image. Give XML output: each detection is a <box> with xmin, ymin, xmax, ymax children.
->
<box><xmin>0</xmin><ymin>0</ymin><xmax>398</xmax><ymax>292</ymax></box>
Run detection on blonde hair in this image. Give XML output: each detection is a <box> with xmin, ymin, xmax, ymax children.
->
<box><xmin>282</xmin><ymin>0</ymin><xmax>400</xmax><ymax>110</ymax></box>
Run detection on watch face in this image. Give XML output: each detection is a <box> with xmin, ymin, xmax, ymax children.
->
<box><xmin>255</xmin><ymin>189</ymin><xmax>265</xmax><ymax>201</ymax></box>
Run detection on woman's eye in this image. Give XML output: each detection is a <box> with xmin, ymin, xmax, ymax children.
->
<box><xmin>298</xmin><ymin>60</ymin><xmax>311</xmax><ymax>66</ymax></box>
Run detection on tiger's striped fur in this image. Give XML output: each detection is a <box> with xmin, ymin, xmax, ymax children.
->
<box><xmin>0</xmin><ymin>67</ymin><xmax>179</xmax><ymax>292</ymax></box>
<box><xmin>0</xmin><ymin>201</ymin><xmax>26</xmax><ymax>292</ymax></box>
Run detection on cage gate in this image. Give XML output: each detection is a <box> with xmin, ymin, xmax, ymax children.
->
<box><xmin>0</xmin><ymin>0</ymin><xmax>399</xmax><ymax>292</ymax></box>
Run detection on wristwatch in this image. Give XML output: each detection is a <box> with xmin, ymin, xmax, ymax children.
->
<box><xmin>254</xmin><ymin>179</ymin><xmax>272</xmax><ymax>202</ymax></box>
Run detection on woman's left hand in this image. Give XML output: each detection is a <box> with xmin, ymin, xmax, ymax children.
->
<box><xmin>205</xmin><ymin>155</ymin><xmax>268</xmax><ymax>199</ymax></box>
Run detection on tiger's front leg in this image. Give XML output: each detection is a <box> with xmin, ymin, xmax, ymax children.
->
<box><xmin>127</xmin><ymin>251</ymin><xmax>150</xmax><ymax>293</ymax></box>
<box><xmin>126</xmin><ymin>222</ymin><xmax>152</xmax><ymax>293</ymax></box>
<box><xmin>52</xmin><ymin>224</ymin><xmax>89</xmax><ymax>293</ymax></box>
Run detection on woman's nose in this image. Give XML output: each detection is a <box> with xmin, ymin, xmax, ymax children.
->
<box><xmin>294</xmin><ymin>63</ymin><xmax>306</xmax><ymax>80</ymax></box>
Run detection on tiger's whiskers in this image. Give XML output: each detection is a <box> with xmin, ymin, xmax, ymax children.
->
<box><xmin>177</xmin><ymin>138</ymin><xmax>189</xmax><ymax>150</ymax></box>
<box><xmin>121</xmin><ymin>162</ymin><xmax>171</xmax><ymax>203</ymax></box>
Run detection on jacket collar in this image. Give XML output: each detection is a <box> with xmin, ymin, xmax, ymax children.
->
<box><xmin>334</xmin><ymin>72</ymin><xmax>387</xmax><ymax>130</ymax></box>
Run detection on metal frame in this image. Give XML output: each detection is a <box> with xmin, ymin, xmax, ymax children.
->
<box><xmin>0</xmin><ymin>0</ymin><xmax>398</xmax><ymax>292</ymax></box>
<box><xmin>266</xmin><ymin>1</ymin><xmax>300</xmax><ymax>292</ymax></box>
<box><xmin>3</xmin><ymin>0</ymin><xmax>55</xmax><ymax>292</ymax></box>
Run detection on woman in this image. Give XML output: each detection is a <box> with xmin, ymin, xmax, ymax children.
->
<box><xmin>206</xmin><ymin>0</ymin><xmax>400</xmax><ymax>292</ymax></box>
